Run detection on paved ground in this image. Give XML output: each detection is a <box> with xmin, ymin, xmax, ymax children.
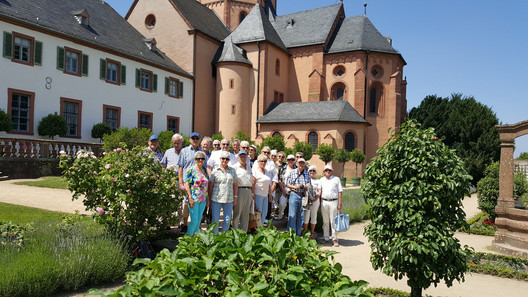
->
<box><xmin>2</xmin><ymin>179</ymin><xmax>528</xmax><ymax>296</ymax></box>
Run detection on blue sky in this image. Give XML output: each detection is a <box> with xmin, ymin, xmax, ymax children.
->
<box><xmin>106</xmin><ymin>0</ymin><xmax>528</xmax><ymax>157</ymax></box>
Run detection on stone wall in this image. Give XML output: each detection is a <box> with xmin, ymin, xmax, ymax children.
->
<box><xmin>0</xmin><ymin>158</ymin><xmax>62</xmax><ymax>179</ymax></box>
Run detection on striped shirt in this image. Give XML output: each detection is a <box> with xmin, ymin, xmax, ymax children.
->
<box><xmin>210</xmin><ymin>166</ymin><xmax>239</xmax><ymax>203</ymax></box>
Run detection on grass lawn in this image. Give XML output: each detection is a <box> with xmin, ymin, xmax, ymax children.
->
<box><xmin>0</xmin><ymin>202</ymin><xmax>75</xmax><ymax>224</ymax></box>
<box><xmin>13</xmin><ymin>176</ymin><xmax>68</xmax><ymax>190</ymax></box>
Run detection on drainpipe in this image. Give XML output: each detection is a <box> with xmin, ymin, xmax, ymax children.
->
<box><xmin>256</xmin><ymin>41</ymin><xmax>261</xmax><ymax>138</ymax></box>
<box><xmin>363</xmin><ymin>50</ymin><xmax>369</xmax><ymax>155</ymax></box>
<box><xmin>192</xmin><ymin>33</ymin><xmax>197</xmax><ymax>132</ymax></box>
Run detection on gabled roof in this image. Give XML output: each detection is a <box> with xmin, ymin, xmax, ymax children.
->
<box><xmin>327</xmin><ymin>15</ymin><xmax>399</xmax><ymax>55</ymax></box>
<box><xmin>272</xmin><ymin>4</ymin><xmax>342</xmax><ymax>48</ymax></box>
<box><xmin>257</xmin><ymin>101</ymin><xmax>368</xmax><ymax>124</ymax></box>
<box><xmin>170</xmin><ymin>0</ymin><xmax>230</xmax><ymax>42</ymax></box>
<box><xmin>0</xmin><ymin>0</ymin><xmax>189</xmax><ymax>76</ymax></box>
<box><xmin>212</xmin><ymin>36</ymin><xmax>252</xmax><ymax>66</ymax></box>
<box><xmin>229</xmin><ymin>4</ymin><xmax>287</xmax><ymax>52</ymax></box>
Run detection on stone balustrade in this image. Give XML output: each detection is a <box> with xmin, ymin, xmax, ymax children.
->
<box><xmin>0</xmin><ymin>137</ymin><xmax>103</xmax><ymax>159</ymax></box>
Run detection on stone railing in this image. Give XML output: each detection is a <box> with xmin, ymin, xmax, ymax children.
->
<box><xmin>515</xmin><ymin>160</ymin><xmax>528</xmax><ymax>178</ymax></box>
<box><xmin>0</xmin><ymin>137</ymin><xmax>103</xmax><ymax>159</ymax></box>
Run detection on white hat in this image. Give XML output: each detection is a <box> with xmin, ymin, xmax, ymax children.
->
<box><xmin>308</xmin><ymin>165</ymin><xmax>317</xmax><ymax>172</ymax></box>
<box><xmin>287</xmin><ymin>154</ymin><xmax>295</xmax><ymax>160</ymax></box>
<box><xmin>297</xmin><ymin>158</ymin><xmax>306</xmax><ymax>163</ymax></box>
<box><xmin>270</xmin><ymin>149</ymin><xmax>278</xmax><ymax>156</ymax></box>
<box><xmin>323</xmin><ymin>164</ymin><xmax>334</xmax><ymax>171</ymax></box>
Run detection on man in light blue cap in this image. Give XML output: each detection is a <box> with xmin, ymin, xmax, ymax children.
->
<box><xmin>146</xmin><ymin>134</ymin><xmax>163</xmax><ymax>162</ymax></box>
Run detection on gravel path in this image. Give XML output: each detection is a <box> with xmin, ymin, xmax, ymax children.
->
<box><xmin>2</xmin><ymin>179</ymin><xmax>527</xmax><ymax>296</ymax></box>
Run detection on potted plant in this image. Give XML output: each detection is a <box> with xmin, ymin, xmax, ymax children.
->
<box><xmin>37</xmin><ymin>112</ymin><xmax>67</xmax><ymax>140</ymax></box>
<box><xmin>350</xmin><ymin>149</ymin><xmax>366</xmax><ymax>186</ymax></box>
<box><xmin>316</xmin><ymin>143</ymin><xmax>335</xmax><ymax>165</ymax></box>
<box><xmin>334</xmin><ymin>148</ymin><xmax>351</xmax><ymax>187</ymax></box>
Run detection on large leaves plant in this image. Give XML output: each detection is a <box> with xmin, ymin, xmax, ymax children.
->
<box><xmin>362</xmin><ymin>120</ymin><xmax>472</xmax><ymax>297</ymax></box>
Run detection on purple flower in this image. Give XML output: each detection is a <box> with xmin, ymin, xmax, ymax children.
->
<box><xmin>96</xmin><ymin>207</ymin><xmax>104</xmax><ymax>215</ymax></box>
<box><xmin>105</xmin><ymin>164</ymin><xmax>111</xmax><ymax>169</ymax></box>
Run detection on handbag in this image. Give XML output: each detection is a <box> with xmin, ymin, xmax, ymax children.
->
<box><xmin>333</xmin><ymin>212</ymin><xmax>350</xmax><ymax>232</ymax></box>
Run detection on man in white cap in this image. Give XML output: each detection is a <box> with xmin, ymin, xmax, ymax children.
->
<box><xmin>317</xmin><ymin>164</ymin><xmax>343</xmax><ymax>247</ymax></box>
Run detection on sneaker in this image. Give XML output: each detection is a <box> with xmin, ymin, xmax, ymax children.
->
<box><xmin>277</xmin><ymin>214</ymin><xmax>283</xmax><ymax>220</ymax></box>
<box><xmin>333</xmin><ymin>240</ymin><xmax>339</xmax><ymax>247</ymax></box>
<box><xmin>324</xmin><ymin>237</ymin><xmax>329</xmax><ymax>242</ymax></box>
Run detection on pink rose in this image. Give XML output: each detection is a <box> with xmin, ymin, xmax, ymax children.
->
<box><xmin>116</xmin><ymin>148</ymin><xmax>122</xmax><ymax>152</ymax></box>
<box><xmin>96</xmin><ymin>207</ymin><xmax>104</xmax><ymax>215</ymax></box>
<box><xmin>180</xmin><ymin>185</ymin><xmax>186</xmax><ymax>191</ymax></box>
<box><xmin>105</xmin><ymin>164</ymin><xmax>111</xmax><ymax>169</ymax></box>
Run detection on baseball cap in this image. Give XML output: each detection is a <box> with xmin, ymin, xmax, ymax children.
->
<box><xmin>190</xmin><ymin>132</ymin><xmax>201</xmax><ymax>138</ymax></box>
<box><xmin>149</xmin><ymin>135</ymin><xmax>159</xmax><ymax>141</ymax></box>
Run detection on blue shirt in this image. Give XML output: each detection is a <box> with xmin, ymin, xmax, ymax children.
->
<box><xmin>144</xmin><ymin>147</ymin><xmax>163</xmax><ymax>163</ymax></box>
<box><xmin>178</xmin><ymin>145</ymin><xmax>207</xmax><ymax>176</ymax></box>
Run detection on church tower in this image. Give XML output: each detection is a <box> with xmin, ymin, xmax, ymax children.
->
<box><xmin>197</xmin><ymin>0</ymin><xmax>277</xmax><ymax>30</ymax></box>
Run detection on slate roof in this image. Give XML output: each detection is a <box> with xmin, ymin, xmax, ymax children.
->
<box><xmin>170</xmin><ymin>0</ymin><xmax>230</xmax><ymax>42</ymax></box>
<box><xmin>272</xmin><ymin>4</ymin><xmax>342</xmax><ymax>48</ymax></box>
<box><xmin>212</xmin><ymin>36</ymin><xmax>252</xmax><ymax>65</ymax></box>
<box><xmin>257</xmin><ymin>101</ymin><xmax>369</xmax><ymax>124</ymax></box>
<box><xmin>327</xmin><ymin>15</ymin><xmax>399</xmax><ymax>55</ymax></box>
<box><xmin>0</xmin><ymin>0</ymin><xmax>190</xmax><ymax>76</ymax></box>
<box><xmin>229</xmin><ymin>4</ymin><xmax>287</xmax><ymax>52</ymax></box>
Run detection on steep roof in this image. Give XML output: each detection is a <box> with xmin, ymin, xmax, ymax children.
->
<box><xmin>212</xmin><ymin>36</ymin><xmax>252</xmax><ymax>65</ymax></box>
<box><xmin>257</xmin><ymin>101</ymin><xmax>368</xmax><ymax>124</ymax></box>
<box><xmin>229</xmin><ymin>4</ymin><xmax>287</xmax><ymax>52</ymax></box>
<box><xmin>0</xmin><ymin>0</ymin><xmax>189</xmax><ymax>76</ymax></box>
<box><xmin>327</xmin><ymin>15</ymin><xmax>399</xmax><ymax>55</ymax></box>
<box><xmin>169</xmin><ymin>0</ymin><xmax>230</xmax><ymax>42</ymax></box>
<box><xmin>272</xmin><ymin>4</ymin><xmax>342</xmax><ymax>48</ymax></box>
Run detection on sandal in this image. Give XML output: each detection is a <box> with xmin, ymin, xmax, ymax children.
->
<box><xmin>310</xmin><ymin>233</ymin><xmax>316</xmax><ymax>239</ymax></box>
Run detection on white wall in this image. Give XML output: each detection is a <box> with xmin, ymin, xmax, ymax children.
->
<box><xmin>0</xmin><ymin>21</ymin><xmax>193</xmax><ymax>143</ymax></box>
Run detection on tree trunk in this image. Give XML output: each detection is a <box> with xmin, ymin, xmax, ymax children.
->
<box><xmin>411</xmin><ymin>287</ymin><xmax>422</xmax><ymax>297</ymax></box>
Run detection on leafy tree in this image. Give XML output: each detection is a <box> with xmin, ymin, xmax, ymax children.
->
<box><xmin>408</xmin><ymin>93</ymin><xmax>500</xmax><ymax>183</ymax></box>
<box><xmin>157</xmin><ymin>130</ymin><xmax>190</xmax><ymax>152</ymax></box>
<box><xmin>350</xmin><ymin>149</ymin><xmax>366</xmax><ymax>177</ymax></box>
<box><xmin>334</xmin><ymin>148</ymin><xmax>351</xmax><ymax>178</ymax></box>
<box><xmin>91</xmin><ymin>123</ymin><xmax>112</xmax><ymax>142</ymax></box>
<box><xmin>363</xmin><ymin>120</ymin><xmax>472</xmax><ymax>297</ymax></box>
<box><xmin>0</xmin><ymin>109</ymin><xmax>12</xmax><ymax>132</ymax></box>
<box><xmin>37</xmin><ymin>112</ymin><xmax>67</xmax><ymax>140</ymax></box>
<box><xmin>102</xmin><ymin>127</ymin><xmax>152</xmax><ymax>151</ymax></box>
<box><xmin>518</xmin><ymin>152</ymin><xmax>528</xmax><ymax>160</ymax></box>
<box><xmin>260</xmin><ymin>134</ymin><xmax>286</xmax><ymax>152</ymax></box>
<box><xmin>211</xmin><ymin>133</ymin><xmax>224</xmax><ymax>142</ymax></box>
<box><xmin>233</xmin><ymin>129</ymin><xmax>254</xmax><ymax>144</ymax></box>
<box><xmin>293</xmin><ymin>141</ymin><xmax>313</xmax><ymax>161</ymax></box>
<box><xmin>316</xmin><ymin>144</ymin><xmax>335</xmax><ymax>164</ymax></box>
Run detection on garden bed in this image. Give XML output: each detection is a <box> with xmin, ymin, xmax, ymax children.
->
<box><xmin>468</xmin><ymin>252</ymin><xmax>528</xmax><ymax>281</ymax></box>
<box><xmin>459</xmin><ymin>211</ymin><xmax>496</xmax><ymax>236</ymax></box>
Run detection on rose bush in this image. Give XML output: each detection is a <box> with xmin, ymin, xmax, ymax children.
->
<box><xmin>60</xmin><ymin>147</ymin><xmax>184</xmax><ymax>240</ymax></box>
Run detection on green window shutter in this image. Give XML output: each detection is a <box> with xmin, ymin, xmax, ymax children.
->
<box><xmin>135</xmin><ymin>68</ymin><xmax>141</xmax><ymax>88</ymax></box>
<box><xmin>99</xmin><ymin>59</ymin><xmax>106</xmax><ymax>80</ymax></box>
<box><xmin>82</xmin><ymin>54</ymin><xmax>89</xmax><ymax>76</ymax></box>
<box><xmin>120</xmin><ymin>64</ymin><xmax>126</xmax><ymax>85</ymax></box>
<box><xmin>153</xmin><ymin>74</ymin><xmax>158</xmax><ymax>92</ymax></box>
<box><xmin>56</xmin><ymin>47</ymin><xmax>64</xmax><ymax>70</ymax></box>
<box><xmin>165</xmin><ymin>77</ymin><xmax>169</xmax><ymax>95</ymax></box>
<box><xmin>3</xmin><ymin>31</ymin><xmax>12</xmax><ymax>58</ymax></box>
<box><xmin>34</xmin><ymin>40</ymin><xmax>43</xmax><ymax>65</ymax></box>
<box><xmin>179</xmin><ymin>81</ymin><xmax>184</xmax><ymax>98</ymax></box>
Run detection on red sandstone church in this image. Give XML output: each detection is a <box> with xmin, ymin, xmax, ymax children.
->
<box><xmin>126</xmin><ymin>0</ymin><xmax>407</xmax><ymax>175</ymax></box>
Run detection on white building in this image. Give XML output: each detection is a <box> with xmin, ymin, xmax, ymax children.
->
<box><xmin>0</xmin><ymin>0</ymin><xmax>193</xmax><ymax>143</ymax></box>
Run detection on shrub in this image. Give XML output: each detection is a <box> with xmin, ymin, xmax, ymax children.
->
<box><xmin>233</xmin><ymin>129</ymin><xmax>253</xmax><ymax>144</ymax></box>
<box><xmin>335</xmin><ymin>148</ymin><xmax>351</xmax><ymax>178</ymax></box>
<box><xmin>0</xmin><ymin>108</ymin><xmax>12</xmax><ymax>132</ymax></box>
<box><xmin>260</xmin><ymin>134</ymin><xmax>286</xmax><ymax>152</ymax></box>
<box><xmin>37</xmin><ymin>112</ymin><xmax>67</xmax><ymax>139</ymax></box>
<box><xmin>60</xmin><ymin>147</ymin><xmax>185</xmax><ymax>240</ymax></box>
<box><xmin>316</xmin><ymin>144</ymin><xmax>335</xmax><ymax>164</ymax></box>
<box><xmin>89</xmin><ymin>226</ymin><xmax>372</xmax><ymax>296</ymax></box>
<box><xmin>468</xmin><ymin>252</ymin><xmax>528</xmax><ymax>281</ymax></box>
<box><xmin>101</xmin><ymin>127</ymin><xmax>152</xmax><ymax>151</ymax></box>
<box><xmin>211</xmin><ymin>133</ymin><xmax>224</xmax><ymax>142</ymax></box>
<box><xmin>91</xmin><ymin>122</ymin><xmax>112</xmax><ymax>142</ymax></box>
<box><xmin>293</xmin><ymin>141</ymin><xmax>313</xmax><ymax>161</ymax></box>
<box><xmin>514</xmin><ymin>171</ymin><xmax>528</xmax><ymax>199</ymax></box>
<box><xmin>518</xmin><ymin>152</ymin><xmax>528</xmax><ymax>160</ymax></box>
<box><xmin>363</xmin><ymin>120</ymin><xmax>472</xmax><ymax>297</ymax></box>
<box><xmin>350</xmin><ymin>149</ymin><xmax>366</xmax><ymax>177</ymax></box>
<box><xmin>0</xmin><ymin>221</ymin><xmax>33</xmax><ymax>248</ymax></box>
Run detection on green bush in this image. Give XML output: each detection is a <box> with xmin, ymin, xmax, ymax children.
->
<box><xmin>37</xmin><ymin>112</ymin><xmax>67</xmax><ymax>139</ymax></box>
<box><xmin>468</xmin><ymin>252</ymin><xmax>528</xmax><ymax>281</ymax></box>
<box><xmin>0</xmin><ymin>221</ymin><xmax>33</xmax><ymax>248</ymax></box>
<box><xmin>514</xmin><ymin>171</ymin><xmax>528</xmax><ymax>199</ymax></box>
<box><xmin>260</xmin><ymin>134</ymin><xmax>286</xmax><ymax>152</ymax></box>
<box><xmin>91</xmin><ymin>122</ymin><xmax>112</xmax><ymax>142</ymax></box>
<box><xmin>102</xmin><ymin>127</ymin><xmax>152</xmax><ymax>151</ymax></box>
<box><xmin>90</xmin><ymin>226</ymin><xmax>372</xmax><ymax>297</ymax></box>
<box><xmin>293</xmin><ymin>141</ymin><xmax>313</xmax><ymax>161</ymax></box>
<box><xmin>60</xmin><ymin>147</ymin><xmax>184</xmax><ymax>240</ymax></box>
<box><xmin>365</xmin><ymin>287</ymin><xmax>410</xmax><ymax>297</ymax></box>
<box><xmin>518</xmin><ymin>152</ymin><xmax>528</xmax><ymax>160</ymax></box>
<box><xmin>211</xmin><ymin>133</ymin><xmax>224</xmax><ymax>142</ymax></box>
<box><xmin>0</xmin><ymin>108</ymin><xmax>12</xmax><ymax>132</ymax></box>
<box><xmin>316</xmin><ymin>144</ymin><xmax>335</xmax><ymax>164</ymax></box>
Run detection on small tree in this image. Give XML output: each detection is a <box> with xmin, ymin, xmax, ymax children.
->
<box><xmin>91</xmin><ymin>123</ymin><xmax>112</xmax><ymax>143</ymax></box>
<box><xmin>260</xmin><ymin>135</ymin><xmax>286</xmax><ymax>152</ymax></box>
<box><xmin>0</xmin><ymin>109</ymin><xmax>12</xmax><ymax>132</ymax></box>
<box><xmin>316</xmin><ymin>144</ymin><xmax>335</xmax><ymax>164</ymax></box>
<box><xmin>102</xmin><ymin>127</ymin><xmax>152</xmax><ymax>151</ymax></box>
<box><xmin>350</xmin><ymin>149</ymin><xmax>366</xmax><ymax>177</ymax></box>
<box><xmin>363</xmin><ymin>120</ymin><xmax>472</xmax><ymax>297</ymax></box>
<box><xmin>293</xmin><ymin>141</ymin><xmax>313</xmax><ymax>161</ymax></box>
<box><xmin>37</xmin><ymin>112</ymin><xmax>67</xmax><ymax>140</ymax></box>
<box><xmin>211</xmin><ymin>133</ymin><xmax>224</xmax><ymax>142</ymax></box>
<box><xmin>518</xmin><ymin>152</ymin><xmax>528</xmax><ymax>160</ymax></box>
<box><xmin>233</xmin><ymin>130</ymin><xmax>254</xmax><ymax>144</ymax></box>
<box><xmin>334</xmin><ymin>148</ymin><xmax>351</xmax><ymax>178</ymax></box>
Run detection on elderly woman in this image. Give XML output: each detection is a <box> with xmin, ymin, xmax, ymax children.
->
<box><xmin>184</xmin><ymin>151</ymin><xmax>208</xmax><ymax>236</ymax></box>
<box><xmin>208</xmin><ymin>151</ymin><xmax>239</xmax><ymax>233</ymax></box>
<box><xmin>253</xmin><ymin>154</ymin><xmax>272</xmax><ymax>226</ymax></box>
<box><xmin>248</xmin><ymin>145</ymin><xmax>258</xmax><ymax>168</ymax></box>
<box><xmin>302</xmin><ymin>165</ymin><xmax>320</xmax><ymax>239</ymax></box>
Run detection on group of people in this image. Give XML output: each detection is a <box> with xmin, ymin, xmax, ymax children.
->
<box><xmin>144</xmin><ymin>132</ymin><xmax>344</xmax><ymax>247</ymax></box>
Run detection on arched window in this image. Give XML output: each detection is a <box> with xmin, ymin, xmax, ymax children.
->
<box><xmin>369</xmin><ymin>88</ymin><xmax>377</xmax><ymax>113</ymax></box>
<box><xmin>369</xmin><ymin>83</ymin><xmax>383</xmax><ymax>115</ymax></box>
<box><xmin>331</xmin><ymin>82</ymin><xmax>347</xmax><ymax>101</ymax></box>
<box><xmin>272</xmin><ymin>131</ymin><xmax>282</xmax><ymax>138</ymax></box>
<box><xmin>240</xmin><ymin>12</ymin><xmax>247</xmax><ymax>24</ymax></box>
<box><xmin>344</xmin><ymin>132</ymin><xmax>355</xmax><ymax>152</ymax></box>
<box><xmin>275</xmin><ymin>59</ymin><xmax>280</xmax><ymax>76</ymax></box>
<box><xmin>336</xmin><ymin>87</ymin><xmax>344</xmax><ymax>100</ymax></box>
<box><xmin>308</xmin><ymin>131</ymin><xmax>318</xmax><ymax>152</ymax></box>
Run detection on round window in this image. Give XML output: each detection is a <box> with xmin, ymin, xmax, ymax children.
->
<box><xmin>145</xmin><ymin>14</ymin><xmax>156</xmax><ymax>29</ymax></box>
<box><xmin>333</xmin><ymin>65</ymin><xmax>346</xmax><ymax>78</ymax></box>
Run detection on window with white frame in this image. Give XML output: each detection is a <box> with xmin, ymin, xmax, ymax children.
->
<box><xmin>13</xmin><ymin>36</ymin><xmax>31</xmax><ymax>63</ymax></box>
<box><xmin>106</xmin><ymin>61</ymin><xmax>119</xmax><ymax>83</ymax></box>
<box><xmin>65</xmin><ymin>50</ymin><xmax>79</xmax><ymax>74</ymax></box>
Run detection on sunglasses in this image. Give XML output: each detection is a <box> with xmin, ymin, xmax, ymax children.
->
<box><xmin>241</xmin><ymin>146</ymin><xmax>249</xmax><ymax>150</ymax></box>
<box><xmin>221</xmin><ymin>157</ymin><xmax>230</xmax><ymax>161</ymax></box>
<box><xmin>309</xmin><ymin>170</ymin><xmax>316</xmax><ymax>172</ymax></box>
<box><xmin>324</xmin><ymin>169</ymin><xmax>332</xmax><ymax>172</ymax></box>
<box><xmin>221</xmin><ymin>143</ymin><xmax>229</xmax><ymax>146</ymax></box>
<box><xmin>191</xmin><ymin>137</ymin><xmax>200</xmax><ymax>140</ymax></box>
<box><xmin>263</xmin><ymin>151</ymin><xmax>270</xmax><ymax>154</ymax></box>
<box><xmin>213</xmin><ymin>144</ymin><xmax>220</xmax><ymax>146</ymax></box>
<box><xmin>287</xmin><ymin>159</ymin><xmax>295</xmax><ymax>161</ymax></box>
<box><xmin>258</xmin><ymin>160</ymin><xmax>267</xmax><ymax>163</ymax></box>
<box><xmin>195</xmin><ymin>158</ymin><xmax>205</xmax><ymax>161</ymax></box>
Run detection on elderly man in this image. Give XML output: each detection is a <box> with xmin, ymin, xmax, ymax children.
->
<box><xmin>318</xmin><ymin>165</ymin><xmax>343</xmax><ymax>247</ymax></box>
<box><xmin>232</xmin><ymin>150</ymin><xmax>254</xmax><ymax>232</ymax></box>
<box><xmin>207</xmin><ymin>138</ymin><xmax>237</xmax><ymax>172</ymax></box>
<box><xmin>177</xmin><ymin>132</ymin><xmax>205</xmax><ymax>233</ymax></box>
<box><xmin>201</xmin><ymin>136</ymin><xmax>213</xmax><ymax>158</ymax></box>
<box><xmin>145</xmin><ymin>135</ymin><xmax>164</xmax><ymax>162</ymax></box>
<box><xmin>161</xmin><ymin>133</ymin><xmax>183</xmax><ymax>172</ymax></box>
<box><xmin>274</xmin><ymin>153</ymin><xmax>294</xmax><ymax>220</ymax></box>
<box><xmin>212</xmin><ymin>139</ymin><xmax>221</xmax><ymax>151</ymax></box>
<box><xmin>231</xmin><ymin>139</ymin><xmax>241</xmax><ymax>155</ymax></box>
<box><xmin>285</xmin><ymin>157</ymin><xmax>311</xmax><ymax>236</ymax></box>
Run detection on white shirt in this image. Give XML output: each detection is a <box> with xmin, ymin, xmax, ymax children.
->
<box><xmin>207</xmin><ymin>150</ymin><xmax>237</xmax><ymax>169</ymax></box>
<box><xmin>252</xmin><ymin>158</ymin><xmax>278</xmax><ymax>183</ymax></box>
<box><xmin>253</xmin><ymin>167</ymin><xmax>271</xmax><ymax>196</ymax></box>
<box><xmin>233</xmin><ymin>163</ymin><xmax>253</xmax><ymax>187</ymax></box>
<box><xmin>318</xmin><ymin>175</ymin><xmax>343</xmax><ymax>199</ymax></box>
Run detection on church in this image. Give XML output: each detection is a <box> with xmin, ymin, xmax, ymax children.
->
<box><xmin>126</xmin><ymin>0</ymin><xmax>407</xmax><ymax>174</ymax></box>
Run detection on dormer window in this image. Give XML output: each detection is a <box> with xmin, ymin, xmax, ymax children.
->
<box><xmin>144</xmin><ymin>38</ymin><xmax>157</xmax><ymax>51</ymax></box>
<box><xmin>72</xmin><ymin>9</ymin><xmax>90</xmax><ymax>26</ymax></box>
<box><xmin>286</xmin><ymin>18</ymin><xmax>295</xmax><ymax>28</ymax></box>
